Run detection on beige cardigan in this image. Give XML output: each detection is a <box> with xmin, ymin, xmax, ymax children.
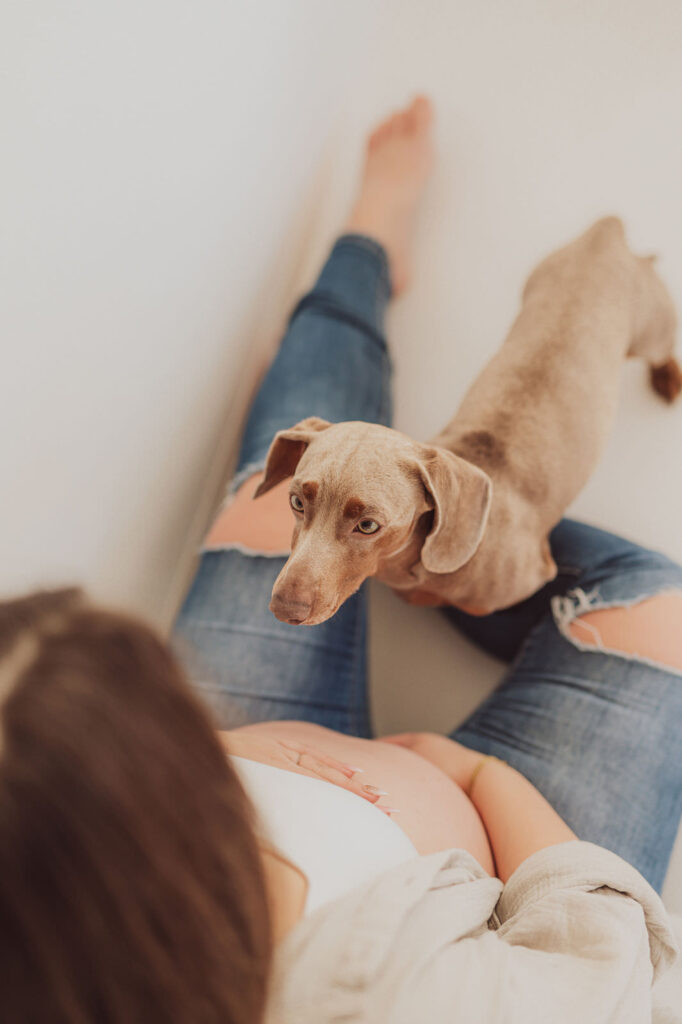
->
<box><xmin>267</xmin><ymin>841</ymin><xmax>681</xmax><ymax>1023</ymax></box>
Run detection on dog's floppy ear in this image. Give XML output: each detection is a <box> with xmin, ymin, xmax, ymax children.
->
<box><xmin>254</xmin><ymin>417</ymin><xmax>331</xmax><ymax>498</ymax></box>
<box><xmin>416</xmin><ymin>447</ymin><xmax>493</xmax><ymax>574</ymax></box>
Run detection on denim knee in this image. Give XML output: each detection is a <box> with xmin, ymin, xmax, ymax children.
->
<box><xmin>550</xmin><ymin>518</ymin><xmax>682</xmax><ymax>582</ymax></box>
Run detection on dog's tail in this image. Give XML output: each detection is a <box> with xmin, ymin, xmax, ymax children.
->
<box><xmin>650</xmin><ymin>357</ymin><xmax>682</xmax><ymax>403</ymax></box>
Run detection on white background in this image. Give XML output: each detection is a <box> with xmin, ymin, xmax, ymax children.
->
<box><xmin>3</xmin><ymin>0</ymin><xmax>682</xmax><ymax>908</ymax></box>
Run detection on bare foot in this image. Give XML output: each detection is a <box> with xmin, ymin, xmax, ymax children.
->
<box><xmin>345</xmin><ymin>95</ymin><xmax>434</xmax><ymax>295</ymax></box>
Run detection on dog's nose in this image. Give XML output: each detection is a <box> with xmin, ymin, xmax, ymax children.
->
<box><xmin>270</xmin><ymin>591</ymin><xmax>313</xmax><ymax>625</ymax></box>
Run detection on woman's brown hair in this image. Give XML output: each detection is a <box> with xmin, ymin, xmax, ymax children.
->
<box><xmin>0</xmin><ymin>587</ymin><xmax>271</xmax><ymax>1023</ymax></box>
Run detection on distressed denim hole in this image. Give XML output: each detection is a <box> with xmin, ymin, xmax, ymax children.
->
<box><xmin>202</xmin><ymin>472</ymin><xmax>292</xmax><ymax>557</ymax></box>
<box><xmin>551</xmin><ymin>589</ymin><xmax>682</xmax><ymax>676</ymax></box>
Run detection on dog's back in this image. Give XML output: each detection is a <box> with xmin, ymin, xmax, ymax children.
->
<box><xmin>426</xmin><ymin>217</ymin><xmax>680</xmax><ymax>611</ymax></box>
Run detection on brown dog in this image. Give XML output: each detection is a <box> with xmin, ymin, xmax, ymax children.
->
<box><xmin>255</xmin><ymin>217</ymin><xmax>681</xmax><ymax>625</ymax></box>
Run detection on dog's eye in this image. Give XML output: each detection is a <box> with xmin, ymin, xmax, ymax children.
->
<box><xmin>355</xmin><ymin>519</ymin><xmax>380</xmax><ymax>535</ymax></box>
<box><xmin>290</xmin><ymin>494</ymin><xmax>304</xmax><ymax>513</ymax></box>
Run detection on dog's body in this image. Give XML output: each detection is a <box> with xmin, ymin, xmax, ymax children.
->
<box><xmin>397</xmin><ymin>215</ymin><xmax>680</xmax><ymax>611</ymax></box>
<box><xmin>256</xmin><ymin>217</ymin><xmax>681</xmax><ymax>625</ymax></box>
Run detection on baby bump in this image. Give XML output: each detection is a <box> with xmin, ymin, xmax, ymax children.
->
<box><xmin>239</xmin><ymin>720</ymin><xmax>495</xmax><ymax>874</ymax></box>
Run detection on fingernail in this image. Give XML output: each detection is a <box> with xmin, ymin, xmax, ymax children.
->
<box><xmin>343</xmin><ymin>765</ymin><xmax>365</xmax><ymax>773</ymax></box>
<box><xmin>363</xmin><ymin>785</ymin><xmax>389</xmax><ymax>796</ymax></box>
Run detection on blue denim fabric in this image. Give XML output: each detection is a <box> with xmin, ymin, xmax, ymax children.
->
<box><xmin>449</xmin><ymin>519</ymin><xmax>682</xmax><ymax>892</ymax></box>
<box><xmin>174</xmin><ymin>235</ymin><xmax>393</xmax><ymax>739</ymax></box>
<box><xmin>173</xmin><ymin>548</ymin><xmax>372</xmax><ymax>736</ymax></box>
<box><xmin>231</xmin><ymin>233</ymin><xmax>393</xmax><ymax>492</ymax></box>
<box><xmin>173</xmin><ymin>234</ymin><xmax>682</xmax><ymax>891</ymax></box>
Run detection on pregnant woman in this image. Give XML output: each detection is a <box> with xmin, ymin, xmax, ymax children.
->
<box><xmin>2</xmin><ymin>98</ymin><xmax>681</xmax><ymax>1022</ymax></box>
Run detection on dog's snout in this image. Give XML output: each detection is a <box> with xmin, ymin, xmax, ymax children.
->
<box><xmin>270</xmin><ymin>590</ymin><xmax>314</xmax><ymax>625</ymax></box>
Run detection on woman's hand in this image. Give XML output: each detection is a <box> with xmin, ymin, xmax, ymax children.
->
<box><xmin>220</xmin><ymin>729</ymin><xmax>389</xmax><ymax>809</ymax></box>
<box><xmin>380</xmin><ymin>732</ymin><xmax>485</xmax><ymax>793</ymax></box>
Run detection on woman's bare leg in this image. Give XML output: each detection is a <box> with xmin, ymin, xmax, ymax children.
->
<box><xmin>567</xmin><ymin>593</ymin><xmax>682</xmax><ymax>673</ymax></box>
<box><xmin>203</xmin><ymin>473</ymin><xmax>291</xmax><ymax>554</ymax></box>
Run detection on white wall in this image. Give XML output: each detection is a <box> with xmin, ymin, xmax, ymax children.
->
<box><xmin>0</xmin><ymin>0</ymin><xmax>386</xmax><ymax>623</ymax></box>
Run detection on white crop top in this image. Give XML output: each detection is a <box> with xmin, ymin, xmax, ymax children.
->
<box><xmin>230</xmin><ymin>755</ymin><xmax>418</xmax><ymax>915</ymax></box>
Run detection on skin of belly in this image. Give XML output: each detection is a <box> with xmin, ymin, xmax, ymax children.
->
<box><xmin>232</xmin><ymin>720</ymin><xmax>495</xmax><ymax>875</ymax></box>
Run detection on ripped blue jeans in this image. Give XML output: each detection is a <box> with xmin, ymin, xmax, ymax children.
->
<box><xmin>173</xmin><ymin>234</ymin><xmax>682</xmax><ymax>892</ymax></box>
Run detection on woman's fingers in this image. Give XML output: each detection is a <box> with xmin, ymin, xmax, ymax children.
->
<box><xmin>276</xmin><ymin>741</ymin><xmax>385</xmax><ymax>804</ymax></box>
<box><xmin>222</xmin><ymin>733</ymin><xmax>394</xmax><ymax>808</ymax></box>
<box><xmin>295</xmin><ymin>753</ymin><xmax>381</xmax><ymax>802</ymax></box>
<box><xmin>277</xmin><ymin>739</ymin><xmax>360</xmax><ymax>778</ymax></box>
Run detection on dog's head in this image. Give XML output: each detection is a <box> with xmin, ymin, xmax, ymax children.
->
<box><xmin>255</xmin><ymin>418</ymin><xmax>493</xmax><ymax>625</ymax></box>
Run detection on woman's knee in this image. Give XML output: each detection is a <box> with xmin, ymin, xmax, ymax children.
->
<box><xmin>553</xmin><ymin>589</ymin><xmax>682</xmax><ymax>675</ymax></box>
<box><xmin>203</xmin><ymin>473</ymin><xmax>293</xmax><ymax>556</ymax></box>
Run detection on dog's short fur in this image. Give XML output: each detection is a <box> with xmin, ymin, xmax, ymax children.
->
<box><xmin>255</xmin><ymin>217</ymin><xmax>681</xmax><ymax>625</ymax></box>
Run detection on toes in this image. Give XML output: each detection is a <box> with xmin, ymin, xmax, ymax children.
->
<box><xmin>369</xmin><ymin>112</ymin><xmax>399</xmax><ymax>146</ymax></box>
<box><xmin>397</xmin><ymin>111</ymin><xmax>412</xmax><ymax>132</ymax></box>
<box><xmin>368</xmin><ymin>122</ymin><xmax>390</xmax><ymax>148</ymax></box>
<box><xmin>368</xmin><ymin>96</ymin><xmax>433</xmax><ymax>148</ymax></box>
<box><xmin>386</xmin><ymin>111</ymin><xmax>404</xmax><ymax>135</ymax></box>
<box><xmin>405</xmin><ymin>95</ymin><xmax>433</xmax><ymax>130</ymax></box>
<box><xmin>412</xmin><ymin>95</ymin><xmax>433</xmax><ymax>123</ymax></box>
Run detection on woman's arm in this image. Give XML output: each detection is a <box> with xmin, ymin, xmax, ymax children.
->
<box><xmin>388</xmin><ymin>843</ymin><xmax>673</xmax><ymax>1024</ymax></box>
<box><xmin>381</xmin><ymin>733</ymin><xmax>575</xmax><ymax>881</ymax></box>
<box><xmin>465</xmin><ymin>755</ymin><xmax>576</xmax><ymax>881</ymax></box>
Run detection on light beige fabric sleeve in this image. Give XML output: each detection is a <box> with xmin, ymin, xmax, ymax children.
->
<box><xmin>654</xmin><ymin>912</ymin><xmax>682</xmax><ymax>1023</ymax></box>
<box><xmin>390</xmin><ymin>841</ymin><xmax>678</xmax><ymax>1024</ymax></box>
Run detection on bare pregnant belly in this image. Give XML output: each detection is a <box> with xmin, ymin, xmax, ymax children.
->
<box><xmin>235</xmin><ymin>720</ymin><xmax>495</xmax><ymax>875</ymax></box>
